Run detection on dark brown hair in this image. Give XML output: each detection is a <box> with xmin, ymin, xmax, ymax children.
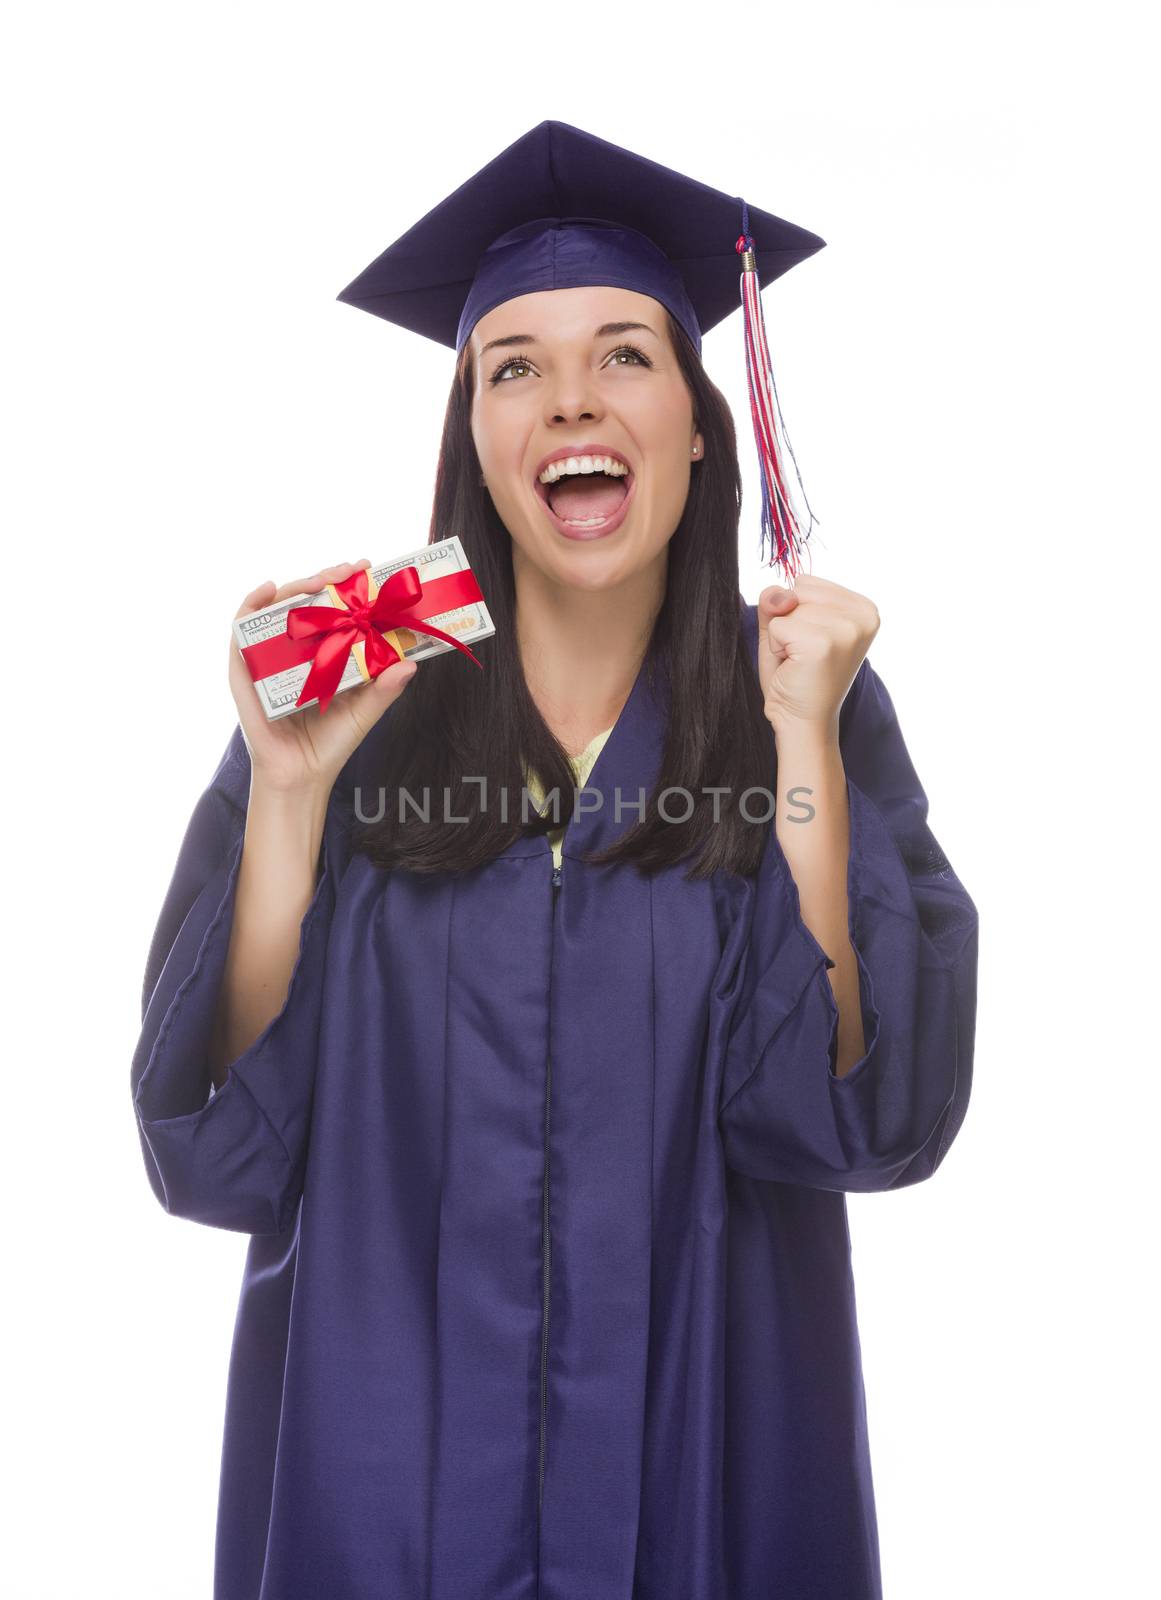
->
<box><xmin>352</xmin><ymin>311</ymin><xmax>773</xmax><ymax>881</ymax></box>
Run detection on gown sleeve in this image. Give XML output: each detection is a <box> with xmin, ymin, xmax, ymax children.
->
<box><xmin>718</xmin><ymin>657</ymin><xmax>979</xmax><ymax>1194</ymax></box>
<box><xmin>130</xmin><ymin>723</ymin><xmax>346</xmax><ymax>1235</ymax></box>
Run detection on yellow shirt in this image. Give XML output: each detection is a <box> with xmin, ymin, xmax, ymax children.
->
<box><xmin>523</xmin><ymin>726</ymin><xmax>615</xmax><ymax>869</ymax></box>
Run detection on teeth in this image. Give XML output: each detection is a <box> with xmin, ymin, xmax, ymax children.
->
<box><xmin>538</xmin><ymin>455</ymin><xmax>629</xmax><ymax>485</ymax></box>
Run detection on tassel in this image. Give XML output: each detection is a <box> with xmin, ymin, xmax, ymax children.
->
<box><xmin>736</xmin><ymin>202</ymin><xmax>817</xmax><ymax>576</ymax></box>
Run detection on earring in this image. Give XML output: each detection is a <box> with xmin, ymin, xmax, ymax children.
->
<box><xmin>692</xmin><ymin>445</ymin><xmax>700</xmax><ymax>457</ymax></box>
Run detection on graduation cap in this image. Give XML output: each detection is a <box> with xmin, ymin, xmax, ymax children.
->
<box><xmin>337</xmin><ymin>120</ymin><xmax>825</xmax><ymax>575</ymax></box>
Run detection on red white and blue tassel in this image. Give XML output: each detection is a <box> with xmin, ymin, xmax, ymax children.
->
<box><xmin>736</xmin><ymin>202</ymin><xmax>817</xmax><ymax>577</ymax></box>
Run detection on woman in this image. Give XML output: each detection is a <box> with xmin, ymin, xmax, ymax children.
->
<box><xmin>131</xmin><ymin>123</ymin><xmax>978</xmax><ymax>1600</ymax></box>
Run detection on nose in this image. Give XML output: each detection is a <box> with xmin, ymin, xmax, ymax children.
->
<box><xmin>543</xmin><ymin>361</ymin><xmax>604</xmax><ymax>427</ymax></box>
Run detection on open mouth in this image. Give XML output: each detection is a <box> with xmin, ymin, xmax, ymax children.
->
<box><xmin>532</xmin><ymin>458</ymin><xmax>636</xmax><ymax>541</ymax></box>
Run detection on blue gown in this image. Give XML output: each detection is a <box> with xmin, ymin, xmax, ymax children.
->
<box><xmin>131</xmin><ymin>599</ymin><xmax>978</xmax><ymax>1599</ymax></box>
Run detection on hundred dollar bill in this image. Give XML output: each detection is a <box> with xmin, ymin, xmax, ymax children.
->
<box><xmin>233</xmin><ymin>535</ymin><xmax>494</xmax><ymax>720</ymax></box>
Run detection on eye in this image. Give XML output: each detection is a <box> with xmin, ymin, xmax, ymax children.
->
<box><xmin>608</xmin><ymin>342</ymin><xmax>651</xmax><ymax>369</ymax></box>
<box><xmin>488</xmin><ymin>343</ymin><xmax>654</xmax><ymax>385</ymax></box>
<box><xmin>490</xmin><ymin>353</ymin><xmax>536</xmax><ymax>384</ymax></box>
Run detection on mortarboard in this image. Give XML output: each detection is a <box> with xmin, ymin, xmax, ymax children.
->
<box><xmin>336</xmin><ymin>120</ymin><xmax>825</xmax><ymax>576</ymax></box>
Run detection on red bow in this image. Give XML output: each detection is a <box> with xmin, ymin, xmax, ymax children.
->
<box><xmin>285</xmin><ymin>565</ymin><xmax>482</xmax><ymax>713</ymax></box>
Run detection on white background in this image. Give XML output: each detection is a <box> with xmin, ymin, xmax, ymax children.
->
<box><xmin>4</xmin><ymin>1</ymin><xmax>1157</xmax><ymax>1595</ymax></box>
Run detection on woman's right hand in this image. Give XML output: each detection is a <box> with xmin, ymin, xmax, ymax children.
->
<box><xmin>229</xmin><ymin>559</ymin><xmax>419</xmax><ymax>796</ymax></box>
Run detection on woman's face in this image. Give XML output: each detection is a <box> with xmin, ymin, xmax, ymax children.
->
<box><xmin>469</xmin><ymin>285</ymin><xmax>703</xmax><ymax>593</ymax></box>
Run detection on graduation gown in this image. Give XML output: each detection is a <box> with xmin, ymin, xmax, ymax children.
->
<box><xmin>131</xmin><ymin>599</ymin><xmax>978</xmax><ymax>1600</ymax></box>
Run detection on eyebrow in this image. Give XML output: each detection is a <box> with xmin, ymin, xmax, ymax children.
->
<box><xmin>478</xmin><ymin>320</ymin><xmax>660</xmax><ymax>360</ymax></box>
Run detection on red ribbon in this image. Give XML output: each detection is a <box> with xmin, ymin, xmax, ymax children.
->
<box><xmin>241</xmin><ymin>565</ymin><xmax>485</xmax><ymax>714</ymax></box>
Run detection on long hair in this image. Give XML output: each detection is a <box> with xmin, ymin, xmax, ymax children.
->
<box><xmin>353</xmin><ymin>311</ymin><xmax>773</xmax><ymax>881</ymax></box>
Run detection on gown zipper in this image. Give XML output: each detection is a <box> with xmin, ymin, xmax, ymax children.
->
<box><xmin>539</xmin><ymin>858</ymin><xmax>562</xmax><ymax>1514</ymax></box>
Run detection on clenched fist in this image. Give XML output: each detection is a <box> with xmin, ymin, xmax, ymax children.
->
<box><xmin>757</xmin><ymin>574</ymin><xmax>880</xmax><ymax>738</ymax></box>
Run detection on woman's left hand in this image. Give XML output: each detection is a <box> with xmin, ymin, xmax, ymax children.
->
<box><xmin>757</xmin><ymin>574</ymin><xmax>880</xmax><ymax>739</ymax></box>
